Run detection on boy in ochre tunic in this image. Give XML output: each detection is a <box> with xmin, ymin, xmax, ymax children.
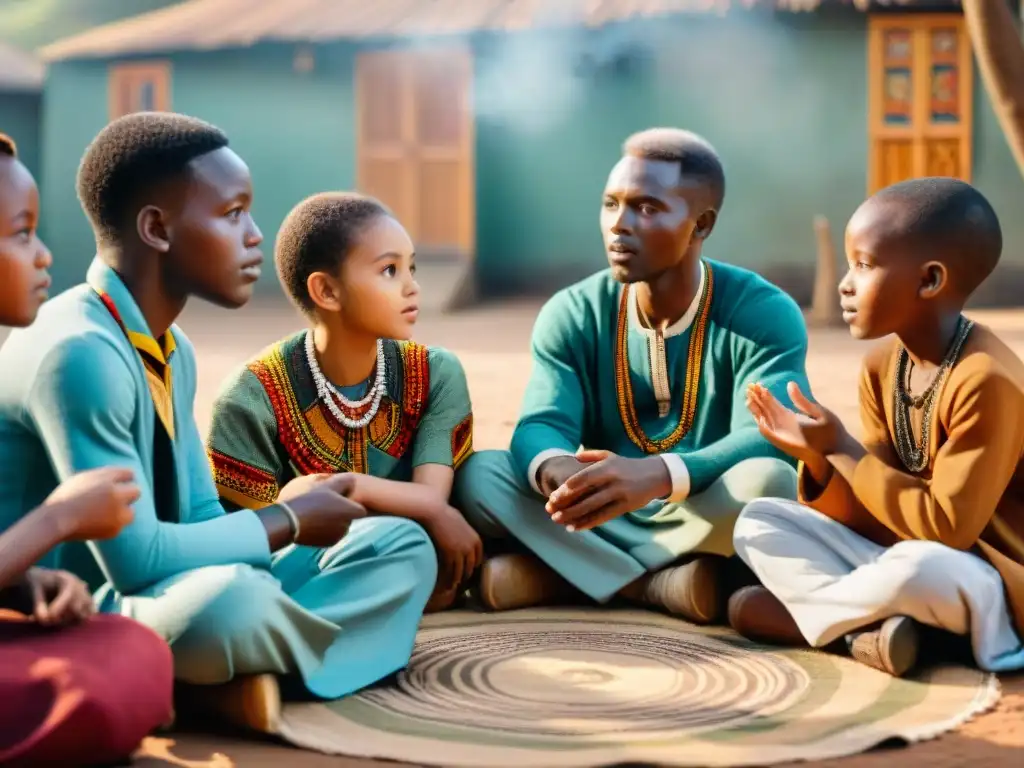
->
<box><xmin>732</xmin><ymin>178</ymin><xmax>1024</xmax><ymax>677</ymax></box>
<box><xmin>454</xmin><ymin>128</ymin><xmax>809</xmax><ymax>623</ymax></box>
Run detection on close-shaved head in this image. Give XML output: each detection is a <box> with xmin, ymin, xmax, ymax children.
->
<box><xmin>852</xmin><ymin>177</ymin><xmax>1001</xmax><ymax>296</ymax></box>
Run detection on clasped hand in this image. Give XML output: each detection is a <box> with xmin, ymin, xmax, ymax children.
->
<box><xmin>277</xmin><ymin>472</ymin><xmax>367</xmax><ymax>548</ymax></box>
<box><xmin>543</xmin><ymin>450</ymin><xmax>671</xmax><ymax>532</ymax></box>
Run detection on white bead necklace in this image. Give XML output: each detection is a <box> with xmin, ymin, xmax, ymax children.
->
<box><xmin>304</xmin><ymin>329</ymin><xmax>386</xmax><ymax>429</ymax></box>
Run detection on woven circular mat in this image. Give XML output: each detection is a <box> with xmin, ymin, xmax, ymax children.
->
<box><xmin>275</xmin><ymin>609</ymin><xmax>999</xmax><ymax>767</ymax></box>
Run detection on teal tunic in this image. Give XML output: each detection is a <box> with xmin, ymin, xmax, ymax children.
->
<box><xmin>454</xmin><ymin>260</ymin><xmax>806</xmax><ymax>600</ymax></box>
<box><xmin>0</xmin><ymin>259</ymin><xmax>437</xmax><ymax>698</ymax></box>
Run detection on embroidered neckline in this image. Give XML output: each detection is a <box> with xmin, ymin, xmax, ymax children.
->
<box><xmin>249</xmin><ymin>335</ymin><xmax>429</xmax><ymax>475</ymax></box>
<box><xmin>613</xmin><ymin>261</ymin><xmax>715</xmax><ymax>453</ymax></box>
<box><xmin>627</xmin><ymin>261</ymin><xmax>707</xmax><ymax>339</ymax></box>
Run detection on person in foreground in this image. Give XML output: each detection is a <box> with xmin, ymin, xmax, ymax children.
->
<box><xmin>0</xmin><ymin>113</ymin><xmax>438</xmax><ymax>732</ymax></box>
<box><xmin>208</xmin><ymin>191</ymin><xmax>480</xmax><ymax>611</ymax></box>
<box><xmin>454</xmin><ymin>128</ymin><xmax>807</xmax><ymax>623</ymax></box>
<box><xmin>732</xmin><ymin>177</ymin><xmax>1024</xmax><ymax>678</ymax></box>
<box><xmin>0</xmin><ymin>132</ymin><xmax>173</xmax><ymax>766</ymax></box>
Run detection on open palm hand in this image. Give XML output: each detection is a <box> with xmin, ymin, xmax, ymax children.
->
<box><xmin>746</xmin><ymin>381</ymin><xmax>841</xmax><ymax>464</ymax></box>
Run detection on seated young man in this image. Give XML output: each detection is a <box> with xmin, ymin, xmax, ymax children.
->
<box><xmin>207</xmin><ymin>191</ymin><xmax>481</xmax><ymax>612</ymax></box>
<box><xmin>732</xmin><ymin>177</ymin><xmax>1024</xmax><ymax>677</ymax></box>
<box><xmin>454</xmin><ymin>128</ymin><xmax>808</xmax><ymax>623</ymax></box>
<box><xmin>0</xmin><ymin>132</ymin><xmax>172</xmax><ymax>767</ymax></box>
<box><xmin>0</xmin><ymin>114</ymin><xmax>438</xmax><ymax>730</ymax></box>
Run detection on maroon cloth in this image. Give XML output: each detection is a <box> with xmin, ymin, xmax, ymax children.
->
<box><xmin>0</xmin><ymin>611</ymin><xmax>173</xmax><ymax>767</ymax></box>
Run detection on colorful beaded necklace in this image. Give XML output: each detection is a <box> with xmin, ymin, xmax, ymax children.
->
<box><xmin>614</xmin><ymin>263</ymin><xmax>714</xmax><ymax>453</ymax></box>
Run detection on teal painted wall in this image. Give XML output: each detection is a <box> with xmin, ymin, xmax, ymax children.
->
<box><xmin>37</xmin><ymin>9</ymin><xmax>1024</xmax><ymax>303</ymax></box>
<box><xmin>473</xmin><ymin>11</ymin><xmax>870</xmax><ymax>298</ymax></box>
<box><xmin>41</xmin><ymin>44</ymin><xmax>359</xmax><ymax>294</ymax></box>
<box><xmin>40</xmin><ymin>58</ymin><xmax>108</xmax><ymax>280</ymax></box>
<box><xmin>471</xmin><ymin>10</ymin><xmax>1024</xmax><ymax>303</ymax></box>
<box><xmin>0</xmin><ymin>91</ymin><xmax>40</xmax><ymax>177</ymax></box>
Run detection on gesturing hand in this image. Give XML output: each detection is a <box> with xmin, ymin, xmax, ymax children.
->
<box><xmin>545</xmin><ymin>451</ymin><xmax>671</xmax><ymax>532</ymax></box>
<box><xmin>746</xmin><ymin>381</ymin><xmax>844</xmax><ymax>464</ymax></box>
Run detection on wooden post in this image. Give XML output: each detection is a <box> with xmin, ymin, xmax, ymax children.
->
<box><xmin>809</xmin><ymin>215</ymin><xmax>843</xmax><ymax>327</ymax></box>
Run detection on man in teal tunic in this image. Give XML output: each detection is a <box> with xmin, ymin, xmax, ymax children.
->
<box><xmin>0</xmin><ymin>113</ymin><xmax>438</xmax><ymax>729</ymax></box>
<box><xmin>455</xmin><ymin>128</ymin><xmax>807</xmax><ymax>623</ymax></box>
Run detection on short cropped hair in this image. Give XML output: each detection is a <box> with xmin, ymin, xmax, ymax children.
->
<box><xmin>623</xmin><ymin>128</ymin><xmax>726</xmax><ymax>211</ymax></box>
<box><xmin>76</xmin><ymin>112</ymin><xmax>229</xmax><ymax>244</ymax></box>
<box><xmin>868</xmin><ymin>177</ymin><xmax>1002</xmax><ymax>295</ymax></box>
<box><xmin>0</xmin><ymin>133</ymin><xmax>16</xmax><ymax>158</ymax></box>
<box><xmin>275</xmin><ymin>191</ymin><xmax>391</xmax><ymax>315</ymax></box>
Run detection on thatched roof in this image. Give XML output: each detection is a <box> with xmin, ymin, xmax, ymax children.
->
<box><xmin>0</xmin><ymin>42</ymin><xmax>44</xmax><ymax>90</ymax></box>
<box><xmin>39</xmin><ymin>0</ymin><xmax>958</xmax><ymax>62</ymax></box>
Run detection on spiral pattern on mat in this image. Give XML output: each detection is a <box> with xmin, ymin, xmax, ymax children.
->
<box><xmin>359</xmin><ymin>622</ymin><xmax>811</xmax><ymax>738</ymax></box>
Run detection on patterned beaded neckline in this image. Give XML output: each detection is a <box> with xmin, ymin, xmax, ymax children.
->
<box><xmin>614</xmin><ymin>262</ymin><xmax>715</xmax><ymax>453</ymax></box>
<box><xmin>891</xmin><ymin>316</ymin><xmax>973</xmax><ymax>473</ymax></box>
<box><xmin>304</xmin><ymin>329</ymin><xmax>386</xmax><ymax>429</ymax></box>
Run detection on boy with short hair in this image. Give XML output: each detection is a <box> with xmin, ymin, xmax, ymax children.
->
<box><xmin>455</xmin><ymin>128</ymin><xmax>808</xmax><ymax>623</ymax></box>
<box><xmin>732</xmin><ymin>177</ymin><xmax>1024</xmax><ymax>677</ymax></box>
<box><xmin>0</xmin><ymin>114</ymin><xmax>438</xmax><ymax>729</ymax></box>
<box><xmin>0</xmin><ymin>131</ymin><xmax>174</xmax><ymax>766</ymax></box>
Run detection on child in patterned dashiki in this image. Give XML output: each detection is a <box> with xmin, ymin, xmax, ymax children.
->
<box><xmin>0</xmin><ymin>132</ymin><xmax>173</xmax><ymax>767</ymax></box>
<box><xmin>452</xmin><ymin>128</ymin><xmax>808</xmax><ymax>623</ymax></box>
<box><xmin>0</xmin><ymin>114</ymin><xmax>437</xmax><ymax>734</ymax></box>
<box><xmin>732</xmin><ymin>178</ymin><xmax>1024</xmax><ymax>678</ymax></box>
<box><xmin>208</xmin><ymin>191</ymin><xmax>480</xmax><ymax>612</ymax></box>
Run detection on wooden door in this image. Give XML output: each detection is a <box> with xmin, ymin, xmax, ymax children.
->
<box><xmin>356</xmin><ymin>47</ymin><xmax>475</xmax><ymax>260</ymax></box>
<box><xmin>108</xmin><ymin>61</ymin><xmax>171</xmax><ymax>120</ymax></box>
<box><xmin>867</xmin><ymin>14</ymin><xmax>973</xmax><ymax>194</ymax></box>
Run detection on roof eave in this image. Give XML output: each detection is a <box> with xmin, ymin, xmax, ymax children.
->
<box><xmin>38</xmin><ymin>0</ymin><xmax>964</xmax><ymax>64</ymax></box>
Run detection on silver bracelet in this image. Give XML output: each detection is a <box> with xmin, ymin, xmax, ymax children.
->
<box><xmin>277</xmin><ymin>500</ymin><xmax>301</xmax><ymax>541</ymax></box>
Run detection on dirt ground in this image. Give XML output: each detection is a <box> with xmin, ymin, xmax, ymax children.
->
<box><xmin>140</xmin><ymin>298</ymin><xmax>1024</xmax><ymax>767</ymax></box>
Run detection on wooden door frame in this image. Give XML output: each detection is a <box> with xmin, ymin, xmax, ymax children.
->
<box><xmin>866</xmin><ymin>13</ymin><xmax>973</xmax><ymax>194</ymax></box>
<box><xmin>354</xmin><ymin>45</ymin><xmax>476</xmax><ymax>261</ymax></box>
<box><xmin>108</xmin><ymin>60</ymin><xmax>172</xmax><ymax>121</ymax></box>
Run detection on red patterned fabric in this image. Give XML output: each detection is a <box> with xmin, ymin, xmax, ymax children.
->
<box><xmin>0</xmin><ymin>612</ymin><xmax>173</xmax><ymax>767</ymax></box>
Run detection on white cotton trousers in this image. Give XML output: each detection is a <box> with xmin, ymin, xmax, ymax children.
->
<box><xmin>733</xmin><ymin>498</ymin><xmax>1024</xmax><ymax>672</ymax></box>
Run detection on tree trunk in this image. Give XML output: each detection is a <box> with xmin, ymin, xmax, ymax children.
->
<box><xmin>962</xmin><ymin>0</ymin><xmax>1024</xmax><ymax>178</ymax></box>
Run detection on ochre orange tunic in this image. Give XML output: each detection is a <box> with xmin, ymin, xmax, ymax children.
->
<box><xmin>799</xmin><ymin>324</ymin><xmax>1024</xmax><ymax>634</ymax></box>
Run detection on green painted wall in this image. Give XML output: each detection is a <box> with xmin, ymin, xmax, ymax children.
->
<box><xmin>37</xmin><ymin>8</ymin><xmax>1024</xmax><ymax>303</ymax></box>
<box><xmin>0</xmin><ymin>91</ymin><xmax>40</xmax><ymax>177</ymax></box>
